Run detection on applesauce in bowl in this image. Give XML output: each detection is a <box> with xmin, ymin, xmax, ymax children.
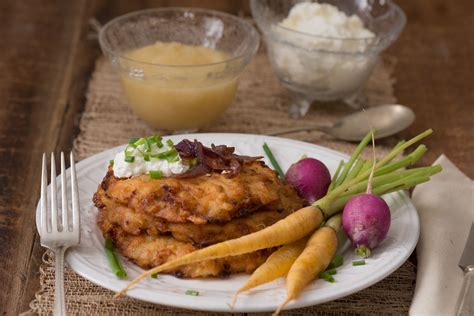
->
<box><xmin>99</xmin><ymin>8</ymin><xmax>259</xmax><ymax>131</ymax></box>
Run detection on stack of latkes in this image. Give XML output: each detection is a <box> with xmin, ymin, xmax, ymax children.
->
<box><xmin>94</xmin><ymin>161</ymin><xmax>304</xmax><ymax>278</ymax></box>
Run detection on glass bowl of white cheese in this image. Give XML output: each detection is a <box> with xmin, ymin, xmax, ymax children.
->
<box><xmin>250</xmin><ymin>0</ymin><xmax>406</xmax><ymax>117</ymax></box>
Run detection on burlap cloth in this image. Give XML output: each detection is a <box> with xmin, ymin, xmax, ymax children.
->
<box><xmin>29</xmin><ymin>48</ymin><xmax>416</xmax><ymax>315</ymax></box>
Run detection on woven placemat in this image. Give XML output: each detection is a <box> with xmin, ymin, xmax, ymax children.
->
<box><xmin>29</xmin><ymin>47</ymin><xmax>416</xmax><ymax>315</ymax></box>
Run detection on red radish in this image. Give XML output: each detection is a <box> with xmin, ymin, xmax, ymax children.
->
<box><xmin>285</xmin><ymin>158</ymin><xmax>331</xmax><ymax>204</ymax></box>
<box><xmin>342</xmin><ymin>194</ymin><xmax>391</xmax><ymax>257</ymax></box>
<box><xmin>342</xmin><ymin>130</ymin><xmax>391</xmax><ymax>258</ymax></box>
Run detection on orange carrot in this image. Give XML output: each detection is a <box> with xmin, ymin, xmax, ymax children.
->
<box><xmin>274</xmin><ymin>214</ymin><xmax>341</xmax><ymax>315</ymax></box>
<box><xmin>115</xmin><ymin>206</ymin><xmax>324</xmax><ymax>297</ymax></box>
<box><xmin>231</xmin><ymin>237</ymin><xmax>309</xmax><ymax>308</ymax></box>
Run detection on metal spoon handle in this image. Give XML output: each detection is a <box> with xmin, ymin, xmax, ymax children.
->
<box><xmin>266</xmin><ymin>125</ymin><xmax>330</xmax><ymax>136</ymax></box>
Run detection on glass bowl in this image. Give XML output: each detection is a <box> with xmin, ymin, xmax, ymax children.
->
<box><xmin>99</xmin><ymin>8</ymin><xmax>260</xmax><ymax>131</ymax></box>
<box><xmin>250</xmin><ymin>0</ymin><xmax>406</xmax><ymax>117</ymax></box>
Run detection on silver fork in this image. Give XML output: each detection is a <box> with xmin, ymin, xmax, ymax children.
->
<box><xmin>40</xmin><ymin>152</ymin><xmax>80</xmax><ymax>316</ymax></box>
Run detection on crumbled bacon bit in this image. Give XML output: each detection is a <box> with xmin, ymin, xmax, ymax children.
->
<box><xmin>175</xmin><ymin>139</ymin><xmax>262</xmax><ymax>178</ymax></box>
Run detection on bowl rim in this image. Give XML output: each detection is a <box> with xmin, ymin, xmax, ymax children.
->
<box><xmin>99</xmin><ymin>7</ymin><xmax>260</xmax><ymax>69</ymax></box>
<box><xmin>252</xmin><ymin>0</ymin><xmax>406</xmax><ymax>43</ymax></box>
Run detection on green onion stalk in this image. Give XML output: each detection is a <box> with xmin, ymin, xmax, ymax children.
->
<box><xmin>104</xmin><ymin>239</ymin><xmax>127</xmax><ymax>279</ymax></box>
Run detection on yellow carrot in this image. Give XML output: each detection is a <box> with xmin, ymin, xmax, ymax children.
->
<box><xmin>231</xmin><ymin>237</ymin><xmax>309</xmax><ymax>308</ymax></box>
<box><xmin>274</xmin><ymin>214</ymin><xmax>341</xmax><ymax>315</ymax></box>
<box><xmin>115</xmin><ymin>206</ymin><xmax>324</xmax><ymax>297</ymax></box>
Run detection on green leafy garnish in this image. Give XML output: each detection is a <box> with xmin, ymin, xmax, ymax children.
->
<box><xmin>352</xmin><ymin>260</ymin><xmax>366</xmax><ymax>266</ymax></box>
<box><xmin>128</xmin><ymin>137</ymin><xmax>140</xmax><ymax>145</ymax></box>
<box><xmin>149</xmin><ymin>170</ymin><xmax>163</xmax><ymax>179</ymax></box>
<box><xmin>325</xmin><ymin>268</ymin><xmax>337</xmax><ymax>275</ymax></box>
<box><xmin>104</xmin><ymin>239</ymin><xmax>127</xmax><ymax>279</ymax></box>
<box><xmin>327</xmin><ymin>254</ymin><xmax>344</xmax><ymax>269</ymax></box>
<box><xmin>124</xmin><ymin>156</ymin><xmax>135</xmax><ymax>163</ymax></box>
<box><xmin>185</xmin><ymin>290</ymin><xmax>199</xmax><ymax>296</ymax></box>
<box><xmin>262</xmin><ymin>143</ymin><xmax>284</xmax><ymax>179</ymax></box>
<box><xmin>319</xmin><ymin>271</ymin><xmax>335</xmax><ymax>283</ymax></box>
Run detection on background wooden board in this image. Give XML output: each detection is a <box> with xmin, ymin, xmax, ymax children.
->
<box><xmin>0</xmin><ymin>0</ymin><xmax>472</xmax><ymax>314</ymax></box>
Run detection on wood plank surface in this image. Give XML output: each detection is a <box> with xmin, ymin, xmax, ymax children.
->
<box><xmin>0</xmin><ymin>0</ymin><xmax>472</xmax><ymax>315</ymax></box>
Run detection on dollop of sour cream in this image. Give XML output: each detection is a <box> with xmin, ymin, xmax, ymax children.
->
<box><xmin>112</xmin><ymin>139</ymin><xmax>188</xmax><ymax>178</ymax></box>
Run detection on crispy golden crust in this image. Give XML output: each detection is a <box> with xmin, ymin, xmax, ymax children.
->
<box><xmin>101</xmin><ymin>161</ymin><xmax>302</xmax><ymax>224</ymax></box>
<box><xmin>95</xmin><ymin>186</ymin><xmax>301</xmax><ymax>247</ymax></box>
<box><xmin>99</xmin><ymin>217</ymin><xmax>273</xmax><ymax>278</ymax></box>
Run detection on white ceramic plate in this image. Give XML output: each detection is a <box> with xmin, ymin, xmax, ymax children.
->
<box><xmin>36</xmin><ymin>133</ymin><xmax>419</xmax><ymax>313</ymax></box>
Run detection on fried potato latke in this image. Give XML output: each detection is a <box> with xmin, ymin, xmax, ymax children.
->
<box><xmin>100</xmin><ymin>161</ymin><xmax>302</xmax><ymax>224</ymax></box>
<box><xmin>99</xmin><ymin>217</ymin><xmax>273</xmax><ymax>278</ymax></box>
<box><xmin>95</xmin><ymin>186</ymin><xmax>303</xmax><ymax>247</ymax></box>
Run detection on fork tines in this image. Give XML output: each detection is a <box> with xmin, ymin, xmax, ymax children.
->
<box><xmin>40</xmin><ymin>152</ymin><xmax>80</xmax><ymax>243</ymax></box>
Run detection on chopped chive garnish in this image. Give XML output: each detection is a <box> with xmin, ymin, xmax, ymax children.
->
<box><xmin>327</xmin><ymin>254</ymin><xmax>344</xmax><ymax>269</ymax></box>
<box><xmin>157</xmin><ymin>140</ymin><xmax>163</xmax><ymax>148</ymax></box>
<box><xmin>104</xmin><ymin>239</ymin><xmax>127</xmax><ymax>279</ymax></box>
<box><xmin>124</xmin><ymin>144</ymin><xmax>135</xmax><ymax>156</ymax></box>
<box><xmin>109</xmin><ymin>159</ymin><xmax>114</xmax><ymax>166</ymax></box>
<box><xmin>144</xmin><ymin>138</ymin><xmax>152</xmax><ymax>152</ymax></box>
<box><xmin>352</xmin><ymin>260</ymin><xmax>366</xmax><ymax>266</ymax></box>
<box><xmin>166</xmin><ymin>139</ymin><xmax>174</xmax><ymax>146</ymax></box>
<box><xmin>128</xmin><ymin>137</ymin><xmax>140</xmax><ymax>145</ymax></box>
<box><xmin>134</xmin><ymin>138</ymin><xmax>146</xmax><ymax>147</ymax></box>
<box><xmin>325</xmin><ymin>268</ymin><xmax>337</xmax><ymax>275</ymax></box>
<box><xmin>319</xmin><ymin>272</ymin><xmax>335</xmax><ymax>283</ymax></box>
<box><xmin>262</xmin><ymin>143</ymin><xmax>284</xmax><ymax>179</ymax></box>
<box><xmin>151</xmin><ymin>273</ymin><xmax>158</xmax><ymax>279</ymax></box>
<box><xmin>143</xmin><ymin>155</ymin><xmax>150</xmax><ymax>161</ymax></box>
<box><xmin>167</xmin><ymin>153</ymin><xmax>180</xmax><ymax>163</ymax></box>
<box><xmin>124</xmin><ymin>156</ymin><xmax>135</xmax><ymax>163</ymax></box>
<box><xmin>149</xmin><ymin>170</ymin><xmax>163</xmax><ymax>179</ymax></box>
<box><xmin>185</xmin><ymin>290</ymin><xmax>199</xmax><ymax>296</ymax></box>
<box><xmin>150</xmin><ymin>148</ymin><xmax>179</xmax><ymax>162</ymax></box>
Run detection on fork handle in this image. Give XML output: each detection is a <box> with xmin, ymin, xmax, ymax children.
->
<box><xmin>54</xmin><ymin>246</ymin><xmax>67</xmax><ymax>316</ymax></box>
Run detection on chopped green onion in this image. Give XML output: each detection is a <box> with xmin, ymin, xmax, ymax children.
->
<box><xmin>319</xmin><ymin>271</ymin><xmax>335</xmax><ymax>283</ymax></box>
<box><xmin>104</xmin><ymin>239</ymin><xmax>127</xmax><ymax>279</ymax></box>
<box><xmin>332</xmin><ymin>254</ymin><xmax>344</xmax><ymax>268</ymax></box>
<box><xmin>352</xmin><ymin>260</ymin><xmax>366</xmax><ymax>266</ymax></box>
<box><xmin>167</xmin><ymin>153</ymin><xmax>180</xmax><ymax>163</ymax></box>
<box><xmin>128</xmin><ymin>137</ymin><xmax>140</xmax><ymax>145</ymax></box>
<box><xmin>166</xmin><ymin>139</ymin><xmax>174</xmax><ymax>147</ymax></box>
<box><xmin>151</xmin><ymin>273</ymin><xmax>158</xmax><ymax>279</ymax></box>
<box><xmin>124</xmin><ymin>156</ymin><xmax>135</xmax><ymax>163</ymax></box>
<box><xmin>185</xmin><ymin>290</ymin><xmax>199</xmax><ymax>296</ymax></box>
<box><xmin>149</xmin><ymin>135</ymin><xmax>162</xmax><ymax>143</ymax></box>
<box><xmin>325</xmin><ymin>268</ymin><xmax>337</xmax><ymax>275</ymax></box>
<box><xmin>109</xmin><ymin>159</ymin><xmax>114</xmax><ymax>166</ymax></box>
<box><xmin>150</xmin><ymin>148</ymin><xmax>179</xmax><ymax>162</ymax></box>
<box><xmin>143</xmin><ymin>155</ymin><xmax>150</xmax><ymax>161</ymax></box>
<box><xmin>144</xmin><ymin>138</ymin><xmax>152</xmax><ymax>152</ymax></box>
<box><xmin>149</xmin><ymin>170</ymin><xmax>163</xmax><ymax>179</ymax></box>
<box><xmin>262</xmin><ymin>143</ymin><xmax>284</xmax><ymax>179</ymax></box>
<box><xmin>134</xmin><ymin>138</ymin><xmax>146</xmax><ymax>147</ymax></box>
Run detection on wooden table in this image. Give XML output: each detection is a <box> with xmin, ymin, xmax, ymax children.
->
<box><xmin>1</xmin><ymin>1</ymin><xmax>472</xmax><ymax>314</ymax></box>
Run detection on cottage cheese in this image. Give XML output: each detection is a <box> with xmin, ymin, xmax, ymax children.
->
<box><xmin>280</xmin><ymin>2</ymin><xmax>374</xmax><ymax>41</ymax></box>
<box><xmin>270</xmin><ymin>2</ymin><xmax>377</xmax><ymax>100</ymax></box>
